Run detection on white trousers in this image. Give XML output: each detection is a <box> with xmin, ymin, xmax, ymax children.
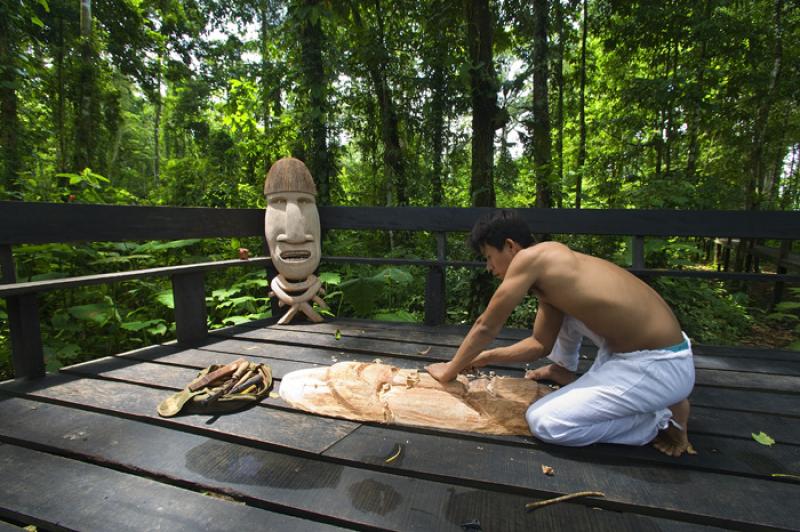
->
<box><xmin>525</xmin><ymin>316</ymin><xmax>695</xmax><ymax>446</ymax></box>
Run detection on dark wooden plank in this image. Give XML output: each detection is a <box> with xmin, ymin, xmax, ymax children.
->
<box><xmin>213</xmin><ymin>327</ymin><xmax>800</xmax><ymax>392</ymax></box>
<box><xmin>692</xmin><ymin>344</ymin><xmax>800</xmax><ymax>362</ymax></box>
<box><xmin>201</xmin><ymin>338</ymin><xmax>800</xmax><ymax>419</ymax></box>
<box><xmin>230</xmin><ymin>320</ymin><xmax>800</xmax><ymax>376</ymax></box>
<box><xmin>318</xmin><ymin>206</ymin><xmax>800</xmax><ymax>238</ymax></box>
<box><xmin>0</xmin><ymin>201</ymin><xmax>264</xmax><ymax>244</ymax></box>
<box><xmin>4</xmin><ymin>202</ymin><xmax>799</xmax><ymax>244</ymax></box>
<box><xmin>689</xmin><ymin>386</ymin><xmax>800</xmax><ymax>418</ymax></box>
<box><xmin>0</xmin><ymin>373</ymin><xmax>358</xmax><ymax>454</ymax></box>
<box><xmin>268</xmin><ymin>318</ymin><xmax>800</xmax><ymax>363</ymax></box>
<box><xmin>0</xmin><ymin>442</ymin><xmax>338</xmax><ymax>532</ymax></box>
<box><xmin>122</xmin><ymin>344</ymin><xmax>324</xmax><ymax>377</ymax></box>
<box><xmin>0</xmin><ymin>397</ymin><xmax>724</xmax><ymax>532</ymax></box>
<box><xmin>323</xmin><ymin>425</ymin><xmax>800</xmax><ymax>531</ymax></box>
<box><xmin>62</xmin><ymin>348</ymin><xmax>800</xmax><ymax>477</ymax></box>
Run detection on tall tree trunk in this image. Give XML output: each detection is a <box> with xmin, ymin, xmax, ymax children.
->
<box><xmin>362</xmin><ymin>0</ymin><xmax>406</xmax><ymax>207</ymax></box>
<box><xmin>153</xmin><ymin>54</ymin><xmax>162</xmax><ymax>183</ymax></box>
<box><xmin>686</xmin><ymin>0</ymin><xmax>711</xmax><ymax>185</ymax></box>
<box><xmin>532</xmin><ymin>0</ymin><xmax>552</xmax><ymax>209</ymax></box>
<box><xmin>465</xmin><ymin>0</ymin><xmax>496</xmax><ymax>207</ymax></box>
<box><xmin>74</xmin><ymin>0</ymin><xmax>96</xmax><ymax>172</ymax></box>
<box><xmin>576</xmin><ymin>0</ymin><xmax>587</xmax><ymax>209</ymax></box>
<box><xmin>554</xmin><ymin>0</ymin><xmax>565</xmax><ymax>208</ymax></box>
<box><xmin>298</xmin><ymin>0</ymin><xmax>332</xmax><ymax>205</ymax></box>
<box><xmin>747</xmin><ymin>0</ymin><xmax>783</xmax><ymax>210</ymax></box>
<box><xmin>260</xmin><ymin>3</ymin><xmax>271</xmax><ymax>131</ymax></box>
<box><xmin>55</xmin><ymin>13</ymin><xmax>67</xmax><ymax>173</ymax></box>
<box><xmin>429</xmin><ymin>27</ymin><xmax>446</xmax><ymax>206</ymax></box>
<box><xmin>0</xmin><ymin>2</ymin><xmax>21</xmax><ymax>198</ymax></box>
<box><xmin>664</xmin><ymin>40</ymin><xmax>679</xmax><ymax>177</ymax></box>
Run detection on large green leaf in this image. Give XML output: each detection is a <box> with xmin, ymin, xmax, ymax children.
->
<box><xmin>90</xmin><ymin>254</ymin><xmax>153</xmax><ymax>265</ymax></box>
<box><xmin>373</xmin><ymin>310</ymin><xmax>416</xmax><ymax>322</ymax></box>
<box><xmin>211</xmin><ymin>287</ymin><xmax>240</xmax><ymax>300</ymax></box>
<box><xmin>216</xmin><ymin>295</ymin><xmax>259</xmax><ymax>309</ymax></box>
<box><xmin>67</xmin><ymin>303</ymin><xmax>116</xmax><ymax>326</ymax></box>
<box><xmin>222</xmin><ymin>315</ymin><xmax>252</xmax><ymax>325</ymax></box>
<box><xmin>340</xmin><ymin>276</ymin><xmax>383</xmax><ymax>316</ymax></box>
<box><xmin>156</xmin><ymin>290</ymin><xmax>174</xmax><ymax>309</ymax></box>
<box><xmin>319</xmin><ymin>272</ymin><xmax>342</xmax><ymax>286</ymax></box>
<box><xmin>121</xmin><ymin>319</ymin><xmax>165</xmax><ymax>332</ymax></box>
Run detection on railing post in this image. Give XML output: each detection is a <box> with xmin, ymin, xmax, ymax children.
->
<box><xmin>1</xmin><ymin>244</ymin><xmax>45</xmax><ymax>379</ymax></box>
<box><xmin>771</xmin><ymin>239</ymin><xmax>792</xmax><ymax>310</ymax></box>
<box><xmin>632</xmin><ymin>236</ymin><xmax>645</xmax><ymax>270</ymax></box>
<box><xmin>172</xmin><ymin>271</ymin><xmax>207</xmax><ymax>347</ymax></box>
<box><xmin>425</xmin><ymin>232</ymin><xmax>447</xmax><ymax>326</ymax></box>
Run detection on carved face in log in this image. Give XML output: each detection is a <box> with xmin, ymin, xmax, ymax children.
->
<box><xmin>264</xmin><ymin>158</ymin><xmax>321</xmax><ymax>281</ymax></box>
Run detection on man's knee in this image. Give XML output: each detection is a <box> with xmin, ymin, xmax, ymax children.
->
<box><xmin>526</xmin><ymin>403</ymin><xmax>576</xmax><ymax>445</ymax></box>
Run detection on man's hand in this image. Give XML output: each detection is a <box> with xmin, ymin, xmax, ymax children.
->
<box><xmin>426</xmin><ymin>362</ymin><xmax>457</xmax><ymax>383</ymax></box>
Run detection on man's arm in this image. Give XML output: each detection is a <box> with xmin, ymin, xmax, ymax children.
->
<box><xmin>468</xmin><ymin>301</ymin><xmax>564</xmax><ymax>368</ymax></box>
<box><xmin>426</xmin><ymin>249</ymin><xmax>539</xmax><ymax>382</ymax></box>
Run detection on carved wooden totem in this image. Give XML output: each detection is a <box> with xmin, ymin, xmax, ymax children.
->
<box><xmin>264</xmin><ymin>157</ymin><xmax>329</xmax><ymax>324</ymax></box>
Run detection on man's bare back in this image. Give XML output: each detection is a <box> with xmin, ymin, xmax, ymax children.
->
<box><xmin>520</xmin><ymin>242</ymin><xmax>684</xmax><ymax>353</ymax></box>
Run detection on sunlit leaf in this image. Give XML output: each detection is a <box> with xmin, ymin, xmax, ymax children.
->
<box><xmin>67</xmin><ymin>303</ymin><xmax>116</xmax><ymax>326</ymax></box>
<box><xmin>216</xmin><ymin>295</ymin><xmax>258</xmax><ymax>309</ymax></box>
<box><xmin>211</xmin><ymin>287</ymin><xmax>240</xmax><ymax>300</ymax></box>
<box><xmin>319</xmin><ymin>272</ymin><xmax>342</xmax><ymax>286</ymax></box>
<box><xmin>223</xmin><ymin>315</ymin><xmax>252</xmax><ymax>325</ymax></box>
<box><xmin>156</xmin><ymin>290</ymin><xmax>174</xmax><ymax>309</ymax></box>
<box><xmin>752</xmin><ymin>432</ymin><xmax>775</xmax><ymax>446</ymax></box>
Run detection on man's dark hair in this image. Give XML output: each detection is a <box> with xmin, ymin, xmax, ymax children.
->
<box><xmin>469</xmin><ymin>210</ymin><xmax>536</xmax><ymax>255</ymax></box>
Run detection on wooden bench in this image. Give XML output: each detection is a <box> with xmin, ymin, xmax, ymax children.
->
<box><xmin>1</xmin><ymin>201</ymin><xmax>799</xmax><ymax>530</ymax></box>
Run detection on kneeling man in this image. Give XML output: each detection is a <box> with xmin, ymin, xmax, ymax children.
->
<box><xmin>426</xmin><ymin>210</ymin><xmax>696</xmax><ymax>457</ymax></box>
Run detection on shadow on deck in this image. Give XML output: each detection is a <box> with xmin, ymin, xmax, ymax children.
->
<box><xmin>2</xmin><ymin>318</ymin><xmax>799</xmax><ymax>531</ymax></box>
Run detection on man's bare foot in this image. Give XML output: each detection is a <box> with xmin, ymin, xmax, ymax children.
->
<box><xmin>652</xmin><ymin>399</ymin><xmax>697</xmax><ymax>457</ymax></box>
<box><xmin>524</xmin><ymin>364</ymin><xmax>577</xmax><ymax>386</ymax></box>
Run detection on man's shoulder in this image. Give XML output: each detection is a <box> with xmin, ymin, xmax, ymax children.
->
<box><xmin>519</xmin><ymin>241</ymin><xmax>573</xmax><ymax>264</ymax></box>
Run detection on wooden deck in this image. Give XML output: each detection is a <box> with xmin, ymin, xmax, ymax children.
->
<box><xmin>1</xmin><ymin>318</ymin><xmax>799</xmax><ymax>531</ymax></box>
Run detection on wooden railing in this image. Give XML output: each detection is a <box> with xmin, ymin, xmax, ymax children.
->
<box><xmin>1</xmin><ymin>201</ymin><xmax>798</xmax><ymax>379</ymax></box>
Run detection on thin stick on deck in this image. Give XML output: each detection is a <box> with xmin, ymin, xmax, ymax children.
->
<box><xmin>525</xmin><ymin>491</ymin><xmax>606</xmax><ymax>511</ymax></box>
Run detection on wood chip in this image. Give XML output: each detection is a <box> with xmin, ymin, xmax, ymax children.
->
<box><xmin>541</xmin><ymin>465</ymin><xmax>555</xmax><ymax>476</ymax></box>
<box><xmin>417</xmin><ymin>346</ymin><xmax>432</xmax><ymax>355</ymax></box>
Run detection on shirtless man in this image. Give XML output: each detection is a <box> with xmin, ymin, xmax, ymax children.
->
<box><xmin>426</xmin><ymin>210</ymin><xmax>696</xmax><ymax>457</ymax></box>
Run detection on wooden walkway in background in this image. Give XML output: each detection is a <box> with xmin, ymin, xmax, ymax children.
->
<box><xmin>1</xmin><ymin>318</ymin><xmax>799</xmax><ymax>531</ymax></box>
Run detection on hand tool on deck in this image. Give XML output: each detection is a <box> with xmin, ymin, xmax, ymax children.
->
<box><xmin>189</xmin><ymin>358</ymin><xmax>246</xmax><ymax>391</ymax></box>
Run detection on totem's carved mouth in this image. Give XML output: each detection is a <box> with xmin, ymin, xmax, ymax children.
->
<box><xmin>280</xmin><ymin>250</ymin><xmax>312</xmax><ymax>262</ymax></box>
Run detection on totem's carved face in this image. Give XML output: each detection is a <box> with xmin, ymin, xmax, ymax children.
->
<box><xmin>265</xmin><ymin>190</ymin><xmax>321</xmax><ymax>280</ymax></box>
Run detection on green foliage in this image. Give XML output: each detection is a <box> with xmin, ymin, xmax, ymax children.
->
<box><xmin>767</xmin><ymin>288</ymin><xmax>800</xmax><ymax>350</ymax></box>
<box><xmin>335</xmin><ymin>266</ymin><xmax>416</xmax><ymax>319</ymax></box>
<box><xmin>654</xmin><ymin>277</ymin><xmax>752</xmax><ymax>344</ymax></box>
